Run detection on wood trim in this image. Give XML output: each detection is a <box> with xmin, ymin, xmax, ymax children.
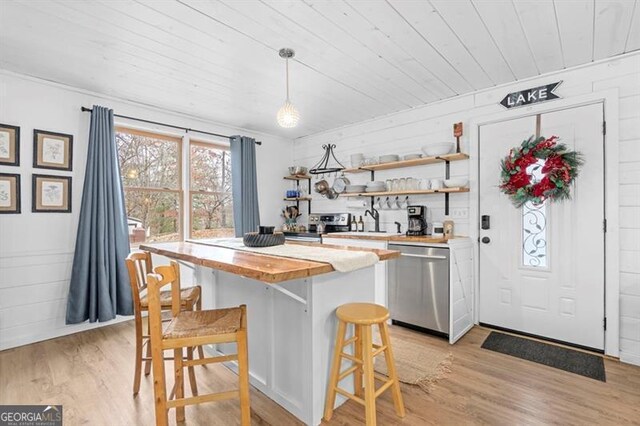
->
<box><xmin>190</xmin><ymin>140</ymin><xmax>230</xmax><ymax>151</ymax></box>
<box><xmin>116</xmin><ymin>126</ymin><xmax>183</xmax><ymax>143</ymax></box>
<box><xmin>339</xmin><ymin>187</ymin><xmax>469</xmax><ymax>197</ymax></box>
<box><xmin>124</xmin><ymin>187</ymin><xmax>182</xmax><ymax>193</ymax></box>
<box><xmin>190</xmin><ymin>190</ymin><xmax>232</xmax><ymax>196</ymax></box>
<box><xmin>342</xmin><ymin>152</ymin><xmax>469</xmax><ymax>173</ymax></box>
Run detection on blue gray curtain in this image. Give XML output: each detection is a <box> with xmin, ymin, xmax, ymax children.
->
<box><xmin>66</xmin><ymin>105</ymin><xmax>132</xmax><ymax>324</ymax></box>
<box><xmin>230</xmin><ymin>135</ymin><xmax>260</xmax><ymax>237</ymax></box>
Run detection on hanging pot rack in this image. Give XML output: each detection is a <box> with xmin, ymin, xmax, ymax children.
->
<box><xmin>309</xmin><ymin>144</ymin><xmax>345</xmax><ymax>176</ymax></box>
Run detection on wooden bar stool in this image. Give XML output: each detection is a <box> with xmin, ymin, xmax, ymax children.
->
<box><xmin>324</xmin><ymin>303</ymin><xmax>405</xmax><ymax>425</ymax></box>
<box><xmin>125</xmin><ymin>251</ymin><xmax>204</xmax><ymax>397</ymax></box>
<box><xmin>147</xmin><ymin>261</ymin><xmax>251</xmax><ymax>426</ymax></box>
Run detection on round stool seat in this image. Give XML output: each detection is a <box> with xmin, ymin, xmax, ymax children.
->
<box><xmin>336</xmin><ymin>303</ymin><xmax>389</xmax><ymax>325</ymax></box>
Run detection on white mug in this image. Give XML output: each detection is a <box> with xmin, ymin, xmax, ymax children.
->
<box><xmin>432</xmin><ymin>222</ymin><xmax>444</xmax><ymax>237</ymax></box>
<box><xmin>430</xmin><ymin>179</ymin><xmax>443</xmax><ymax>190</ymax></box>
<box><xmin>419</xmin><ymin>179</ymin><xmax>430</xmax><ymax>190</ymax></box>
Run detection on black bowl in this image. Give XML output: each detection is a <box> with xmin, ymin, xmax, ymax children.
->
<box><xmin>259</xmin><ymin>226</ymin><xmax>275</xmax><ymax>235</ymax></box>
<box><xmin>243</xmin><ymin>232</ymin><xmax>285</xmax><ymax>247</ymax></box>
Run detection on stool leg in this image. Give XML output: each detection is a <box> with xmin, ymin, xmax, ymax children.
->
<box><xmin>362</xmin><ymin>325</ymin><xmax>377</xmax><ymax>426</ymax></box>
<box><xmin>195</xmin><ymin>294</ymin><xmax>205</xmax><ymax>361</ymax></box>
<box><xmin>379</xmin><ymin>322</ymin><xmax>405</xmax><ymax>418</ymax></box>
<box><xmin>174</xmin><ymin>347</ymin><xmax>185</xmax><ymax>422</ymax></box>
<box><xmin>186</xmin><ymin>347</ymin><xmax>198</xmax><ymax>396</ymax></box>
<box><xmin>144</xmin><ymin>316</ymin><xmax>152</xmax><ymax>376</ymax></box>
<box><xmin>150</xmin><ymin>339</ymin><xmax>169</xmax><ymax>426</ymax></box>
<box><xmin>353</xmin><ymin>324</ymin><xmax>364</xmax><ymax>398</ymax></box>
<box><xmin>237</xmin><ymin>328</ymin><xmax>251</xmax><ymax>426</ymax></box>
<box><xmin>324</xmin><ymin>319</ymin><xmax>347</xmax><ymax>421</ymax></box>
<box><xmin>133</xmin><ymin>312</ymin><xmax>143</xmax><ymax>396</ymax></box>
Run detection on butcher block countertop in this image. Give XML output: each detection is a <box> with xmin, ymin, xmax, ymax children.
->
<box><xmin>140</xmin><ymin>240</ymin><xmax>399</xmax><ymax>284</ymax></box>
<box><xmin>324</xmin><ymin>232</ymin><xmax>450</xmax><ymax>244</ymax></box>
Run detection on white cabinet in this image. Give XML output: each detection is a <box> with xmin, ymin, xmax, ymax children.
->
<box><xmin>322</xmin><ymin>237</ymin><xmax>388</xmax><ymax>308</ymax></box>
<box><xmin>447</xmin><ymin>239</ymin><xmax>475</xmax><ymax>343</ymax></box>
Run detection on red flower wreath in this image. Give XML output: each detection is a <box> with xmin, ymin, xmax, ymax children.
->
<box><xmin>499</xmin><ymin>135</ymin><xmax>584</xmax><ymax>207</ymax></box>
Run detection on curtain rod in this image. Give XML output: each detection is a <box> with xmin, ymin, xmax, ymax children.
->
<box><xmin>80</xmin><ymin>107</ymin><xmax>262</xmax><ymax>145</ymax></box>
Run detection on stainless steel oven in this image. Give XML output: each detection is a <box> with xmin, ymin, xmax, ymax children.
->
<box><xmin>388</xmin><ymin>244</ymin><xmax>450</xmax><ymax>336</ymax></box>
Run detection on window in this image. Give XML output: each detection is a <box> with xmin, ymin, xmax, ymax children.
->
<box><xmin>521</xmin><ymin>159</ymin><xmax>548</xmax><ymax>268</ymax></box>
<box><xmin>116</xmin><ymin>128</ymin><xmax>182</xmax><ymax>246</ymax></box>
<box><xmin>189</xmin><ymin>141</ymin><xmax>234</xmax><ymax>239</ymax></box>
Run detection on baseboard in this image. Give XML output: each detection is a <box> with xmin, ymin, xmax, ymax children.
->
<box><xmin>620</xmin><ymin>352</ymin><xmax>640</xmax><ymax>367</ymax></box>
<box><xmin>0</xmin><ymin>316</ymin><xmax>133</xmax><ymax>351</ymax></box>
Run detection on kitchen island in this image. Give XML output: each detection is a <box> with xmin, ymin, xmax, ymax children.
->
<box><xmin>140</xmin><ymin>240</ymin><xmax>399</xmax><ymax>426</ymax></box>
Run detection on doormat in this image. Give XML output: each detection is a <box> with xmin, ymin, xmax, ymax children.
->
<box><xmin>373</xmin><ymin>333</ymin><xmax>453</xmax><ymax>393</ymax></box>
<box><xmin>481</xmin><ymin>332</ymin><xmax>605</xmax><ymax>382</ymax></box>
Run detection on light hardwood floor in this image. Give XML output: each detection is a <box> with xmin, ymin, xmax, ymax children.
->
<box><xmin>1</xmin><ymin>321</ymin><xmax>639</xmax><ymax>425</ymax></box>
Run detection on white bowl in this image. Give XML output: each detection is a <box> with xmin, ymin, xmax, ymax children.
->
<box><xmin>345</xmin><ymin>185</ymin><xmax>366</xmax><ymax>193</ymax></box>
<box><xmin>366</xmin><ymin>186</ymin><xmax>387</xmax><ymax>193</ymax></box>
<box><xmin>379</xmin><ymin>154</ymin><xmax>400</xmax><ymax>163</ymax></box>
<box><xmin>421</xmin><ymin>142</ymin><xmax>455</xmax><ymax>157</ymax></box>
<box><xmin>403</xmin><ymin>154</ymin><xmax>422</xmax><ymax>161</ymax></box>
<box><xmin>366</xmin><ymin>181</ymin><xmax>385</xmax><ymax>186</ymax></box>
<box><xmin>443</xmin><ymin>178</ymin><xmax>468</xmax><ymax>188</ymax></box>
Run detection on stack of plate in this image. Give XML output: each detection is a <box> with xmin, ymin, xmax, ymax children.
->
<box><xmin>366</xmin><ymin>181</ymin><xmax>387</xmax><ymax>192</ymax></box>
<box><xmin>403</xmin><ymin>153</ymin><xmax>422</xmax><ymax>161</ymax></box>
<box><xmin>379</xmin><ymin>154</ymin><xmax>400</xmax><ymax>163</ymax></box>
<box><xmin>345</xmin><ymin>184</ymin><xmax>367</xmax><ymax>193</ymax></box>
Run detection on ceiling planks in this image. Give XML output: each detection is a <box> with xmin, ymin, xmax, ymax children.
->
<box><xmin>627</xmin><ymin>0</ymin><xmax>640</xmax><ymax>52</ymax></box>
<box><xmin>0</xmin><ymin>0</ymin><xmax>637</xmax><ymax>138</ymax></box>
<box><xmin>554</xmin><ymin>0</ymin><xmax>595</xmax><ymax>68</ymax></box>
<box><xmin>429</xmin><ymin>0</ymin><xmax>516</xmax><ymax>85</ymax></box>
<box><xmin>512</xmin><ymin>0</ymin><xmax>565</xmax><ymax>73</ymax></box>
<box><xmin>593</xmin><ymin>0</ymin><xmax>636</xmax><ymax>60</ymax></box>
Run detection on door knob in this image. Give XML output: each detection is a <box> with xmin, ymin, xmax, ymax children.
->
<box><xmin>481</xmin><ymin>236</ymin><xmax>491</xmax><ymax>244</ymax></box>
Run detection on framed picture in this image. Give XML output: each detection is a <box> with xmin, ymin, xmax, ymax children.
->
<box><xmin>0</xmin><ymin>173</ymin><xmax>21</xmax><ymax>214</ymax></box>
<box><xmin>32</xmin><ymin>174</ymin><xmax>72</xmax><ymax>213</ymax></box>
<box><xmin>0</xmin><ymin>124</ymin><xmax>20</xmax><ymax>166</ymax></box>
<box><xmin>33</xmin><ymin>129</ymin><xmax>73</xmax><ymax>171</ymax></box>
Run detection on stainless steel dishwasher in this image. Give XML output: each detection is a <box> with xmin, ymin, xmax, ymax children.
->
<box><xmin>388</xmin><ymin>244</ymin><xmax>450</xmax><ymax>336</ymax></box>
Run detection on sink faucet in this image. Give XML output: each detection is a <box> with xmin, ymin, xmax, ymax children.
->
<box><xmin>365</xmin><ymin>206</ymin><xmax>380</xmax><ymax>232</ymax></box>
<box><xmin>394</xmin><ymin>221</ymin><xmax>402</xmax><ymax>234</ymax></box>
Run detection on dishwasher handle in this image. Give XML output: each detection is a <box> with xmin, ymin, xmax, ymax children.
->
<box><xmin>400</xmin><ymin>253</ymin><xmax>447</xmax><ymax>260</ymax></box>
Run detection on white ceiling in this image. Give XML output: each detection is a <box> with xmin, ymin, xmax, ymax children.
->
<box><xmin>1</xmin><ymin>0</ymin><xmax>638</xmax><ymax>138</ymax></box>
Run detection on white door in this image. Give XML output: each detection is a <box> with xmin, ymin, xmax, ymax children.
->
<box><xmin>479</xmin><ymin>103</ymin><xmax>605</xmax><ymax>350</ymax></box>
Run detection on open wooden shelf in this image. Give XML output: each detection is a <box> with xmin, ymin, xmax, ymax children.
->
<box><xmin>283</xmin><ymin>197</ymin><xmax>312</xmax><ymax>201</ymax></box>
<box><xmin>340</xmin><ymin>187</ymin><xmax>469</xmax><ymax>197</ymax></box>
<box><xmin>283</xmin><ymin>175</ymin><xmax>312</xmax><ymax>181</ymax></box>
<box><xmin>342</xmin><ymin>152</ymin><xmax>469</xmax><ymax>173</ymax></box>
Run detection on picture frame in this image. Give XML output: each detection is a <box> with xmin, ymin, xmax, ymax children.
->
<box><xmin>32</xmin><ymin>174</ymin><xmax>72</xmax><ymax>213</ymax></box>
<box><xmin>0</xmin><ymin>173</ymin><xmax>21</xmax><ymax>214</ymax></box>
<box><xmin>0</xmin><ymin>124</ymin><xmax>20</xmax><ymax>167</ymax></box>
<box><xmin>33</xmin><ymin>129</ymin><xmax>73</xmax><ymax>171</ymax></box>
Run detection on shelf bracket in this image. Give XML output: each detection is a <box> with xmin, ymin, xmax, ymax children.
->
<box><xmin>444</xmin><ymin>160</ymin><xmax>451</xmax><ymax>215</ymax></box>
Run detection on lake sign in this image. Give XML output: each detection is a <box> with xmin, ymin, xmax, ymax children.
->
<box><xmin>500</xmin><ymin>82</ymin><xmax>562</xmax><ymax>109</ymax></box>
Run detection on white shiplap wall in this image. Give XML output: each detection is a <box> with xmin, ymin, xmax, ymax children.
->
<box><xmin>293</xmin><ymin>53</ymin><xmax>640</xmax><ymax>365</ymax></box>
<box><xmin>0</xmin><ymin>71</ymin><xmax>292</xmax><ymax>350</ymax></box>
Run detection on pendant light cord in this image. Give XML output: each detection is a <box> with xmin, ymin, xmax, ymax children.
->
<box><xmin>285</xmin><ymin>58</ymin><xmax>290</xmax><ymax>101</ymax></box>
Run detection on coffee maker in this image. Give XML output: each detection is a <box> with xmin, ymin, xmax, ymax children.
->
<box><xmin>406</xmin><ymin>205</ymin><xmax>428</xmax><ymax>236</ymax></box>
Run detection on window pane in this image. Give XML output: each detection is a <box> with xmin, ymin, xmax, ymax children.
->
<box><xmin>191</xmin><ymin>192</ymin><xmax>234</xmax><ymax>239</ymax></box>
<box><xmin>117</xmin><ymin>131</ymin><xmax>180</xmax><ymax>189</ymax></box>
<box><xmin>190</xmin><ymin>144</ymin><xmax>231</xmax><ymax>192</ymax></box>
<box><xmin>522</xmin><ymin>201</ymin><xmax>548</xmax><ymax>268</ymax></box>
<box><xmin>125</xmin><ymin>190</ymin><xmax>181</xmax><ymax>245</ymax></box>
<box><xmin>522</xmin><ymin>159</ymin><xmax>548</xmax><ymax>268</ymax></box>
